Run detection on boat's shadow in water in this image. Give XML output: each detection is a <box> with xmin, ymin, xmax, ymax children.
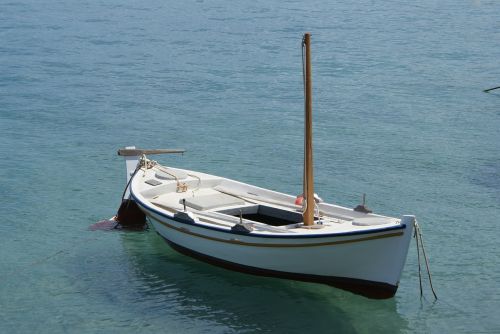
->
<box><xmin>119</xmin><ymin>231</ymin><xmax>408</xmax><ymax>333</ymax></box>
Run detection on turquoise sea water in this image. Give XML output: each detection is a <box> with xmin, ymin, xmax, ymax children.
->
<box><xmin>1</xmin><ymin>0</ymin><xmax>499</xmax><ymax>332</ymax></box>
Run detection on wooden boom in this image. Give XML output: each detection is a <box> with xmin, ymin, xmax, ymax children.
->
<box><xmin>117</xmin><ymin>148</ymin><xmax>185</xmax><ymax>156</ymax></box>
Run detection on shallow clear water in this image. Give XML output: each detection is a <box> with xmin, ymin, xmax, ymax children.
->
<box><xmin>1</xmin><ymin>0</ymin><xmax>499</xmax><ymax>333</ymax></box>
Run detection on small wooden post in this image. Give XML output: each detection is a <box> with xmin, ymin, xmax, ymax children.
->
<box><xmin>303</xmin><ymin>33</ymin><xmax>315</xmax><ymax>226</ymax></box>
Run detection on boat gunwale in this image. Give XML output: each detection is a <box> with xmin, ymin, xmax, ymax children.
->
<box><xmin>131</xmin><ymin>186</ymin><xmax>407</xmax><ymax>240</ymax></box>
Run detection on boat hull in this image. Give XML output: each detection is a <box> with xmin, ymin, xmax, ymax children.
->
<box><xmin>139</xmin><ymin>202</ymin><xmax>414</xmax><ymax>299</ymax></box>
<box><xmin>163</xmin><ymin>236</ymin><xmax>398</xmax><ymax>299</ymax></box>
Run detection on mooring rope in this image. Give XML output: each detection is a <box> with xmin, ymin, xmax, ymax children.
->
<box><xmin>414</xmin><ymin>221</ymin><xmax>438</xmax><ymax>300</ymax></box>
<box><xmin>415</xmin><ymin>222</ymin><xmax>424</xmax><ymax>297</ymax></box>
<box><xmin>151</xmin><ymin>159</ymin><xmax>188</xmax><ymax>193</ymax></box>
<box><xmin>187</xmin><ymin>173</ymin><xmax>201</xmax><ymax>195</ymax></box>
<box><xmin>132</xmin><ymin>155</ymin><xmax>188</xmax><ymax>193</ymax></box>
<box><xmin>484</xmin><ymin>85</ymin><xmax>500</xmax><ymax>93</ymax></box>
<box><xmin>2</xmin><ymin>236</ymin><xmax>100</xmax><ymax>280</ymax></box>
<box><xmin>120</xmin><ymin>159</ymin><xmax>143</xmax><ymax>202</ymax></box>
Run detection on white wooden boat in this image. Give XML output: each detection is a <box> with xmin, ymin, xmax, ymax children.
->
<box><xmin>117</xmin><ymin>34</ymin><xmax>415</xmax><ymax>299</ymax></box>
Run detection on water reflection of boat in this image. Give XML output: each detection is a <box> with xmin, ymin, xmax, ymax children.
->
<box><xmin>118</xmin><ymin>231</ymin><xmax>409</xmax><ymax>333</ymax></box>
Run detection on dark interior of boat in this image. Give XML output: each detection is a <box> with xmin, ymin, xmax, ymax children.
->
<box><xmin>218</xmin><ymin>205</ymin><xmax>303</xmax><ymax>226</ymax></box>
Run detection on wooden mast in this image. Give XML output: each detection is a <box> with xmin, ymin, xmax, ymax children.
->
<box><xmin>303</xmin><ymin>33</ymin><xmax>315</xmax><ymax>226</ymax></box>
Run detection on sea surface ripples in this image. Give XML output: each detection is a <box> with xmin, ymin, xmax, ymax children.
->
<box><xmin>1</xmin><ymin>0</ymin><xmax>499</xmax><ymax>333</ymax></box>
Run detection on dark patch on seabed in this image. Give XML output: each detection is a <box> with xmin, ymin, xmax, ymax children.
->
<box><xmin>470</xmin><ymin>160</ymin><xmax>500</xmax><ymax>196</ymax></box>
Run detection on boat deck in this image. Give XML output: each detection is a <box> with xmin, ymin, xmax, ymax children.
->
<box><xmin>132</xmin><ymin>164</ymin><xmax>401</xmax><ymax>236</ymax></box>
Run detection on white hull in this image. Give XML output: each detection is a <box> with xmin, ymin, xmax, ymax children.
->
<box><xmin>127</xmin><ymin>163</ymin><xmax>415</xmax><ymax>298</ymax></box>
